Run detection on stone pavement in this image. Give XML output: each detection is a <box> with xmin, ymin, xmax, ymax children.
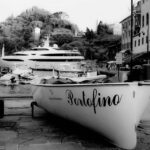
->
<box><xmin>0</xmin><ymin>102</ymin><xmax>150</xmax><ymax>150</ymax></box>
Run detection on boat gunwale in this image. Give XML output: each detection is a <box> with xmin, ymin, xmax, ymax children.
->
<box><xmin>31</xmin><ymin>82</ymin><xmax>132</xmax><ymax>87</ymax></box>
<box><xmin>138</xmin><ymin>82</ymin><xmax>150</xmax><ymax>86</ymax></box>
<box><xmin>32</xmin><ymin>81</ymin><xmax>150</xmax><ymax>87</ymax></box>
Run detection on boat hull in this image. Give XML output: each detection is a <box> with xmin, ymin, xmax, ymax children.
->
<box><xmin>32</xmin><ymin>82</ymin><xmax>150</xmax><ymax>149</ymax></box>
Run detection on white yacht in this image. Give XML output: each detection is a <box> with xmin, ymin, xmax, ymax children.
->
<box><xmin>0</xmin><ymin>44</ymin><xmax>85</xmax><ymax>71</ymax></box>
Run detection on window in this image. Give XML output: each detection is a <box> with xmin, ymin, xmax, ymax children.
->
<box><xmin>29</xmin><ymin>59</ymin><xmax>84</xmax><ymax>62</ymax></box>
<box><xmin>146</xmin><ymin>13</ymin><xmax>149</xmax><ymax>25</ymax></box>
<box><xmin>142</xmin><ymin>15</ymin><xmax>145</xmax><ymax>27</ymax></box>
<box><xmin>124</xmin><ymin>44</ymin><xmax>126</xmax><ymax>49</ymax></box>
<box><xmin>122</xmin><ymin>23</ymin><xmax>125</xmax><ymax>29</ymax></box>
<box><xmin>126</xmin><ymin>32</ymin><xmax>128</xmax><ymax>38</ymax></box>
<box><xmin>12</xmin><ymin>53</ymin><xmax>28</xmax><ymax>56</ymax></box>
<box><xmin>122</xmin><ymin>33</ymin><xmax>124</xmax><ymax>39</ymax></box>
<box><xmin>134</xmin><ymin>40</ymin><xmax>137</xmax><ymax>47</ymax></box>
<box><xmin>40</xmin><ymin>53</ymin><xmax>81</xmax><ymax>56</ymax></box>
<box><xmin>128</xmin><ymin>21</ymin><xmax>130</xmax><ymax>26</ymax></box>
<box><xmin>3</xmin><ymin>59</ymin><xmax>24</xmax><ymax>61</ymax></box>
<box><xmin>125</xmin><ymin>22</ymin><xmax>127</xmax><ymax>29</ymax></box>
<box><xmin>128</xmin><ymin>31</ymin><xmax>130</xmax><ymax>37</ymax></box>
<box><xmin>146</xmin><ymin>36</ymin><xmax>148</xmax><ymax>43</ymax></box>
<box><xmin>138</xmin><ymin>39</ymin><xmax>140</xmax><ymax>46</ymax></box>
<box><xmin>31</xmin><ymin>48</ymin><xmax>49</xmax><ymax>51</ymax></box>
<box><xmin>142</xmin><ymin>37</ymin><xmax>144</xmax><ymax>44</ymax></box>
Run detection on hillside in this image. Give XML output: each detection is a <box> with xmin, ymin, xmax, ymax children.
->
<box><xmin>0</xmin><ymin>7</ymin><xmax>121</xmax><ymax>61</ymax></box>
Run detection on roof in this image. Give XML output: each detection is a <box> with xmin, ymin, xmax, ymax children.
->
<box><xmin>120</xmin><ymin>15</ymin><xmax>131</xmax><ymax>23</ymax></box>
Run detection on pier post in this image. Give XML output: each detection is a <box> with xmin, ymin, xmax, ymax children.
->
<box><xmin>31</xmin><ymin>101</ymin><xmax>38</xmax><ymax>118</ymax></box>
<box><xmin>0</xmin><ymin>100</ymin><xmax>4</xmax><ymax>118</ymax></box>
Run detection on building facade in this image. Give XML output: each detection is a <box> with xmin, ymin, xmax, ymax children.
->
<box><xmin>120</xmin><ymin>16</ymin><xmax>131</xmax><ymax>52</ymax></box>
<box><xmin>120</xmin><ymin>0</ymin><xmax>150</xmax><ymax>54</ymax></box>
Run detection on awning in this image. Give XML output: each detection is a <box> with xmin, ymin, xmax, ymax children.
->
<box><xmin>123</xmin><ymin>52</ymin><xmax>148</xmax><ymax>64</ymax></box>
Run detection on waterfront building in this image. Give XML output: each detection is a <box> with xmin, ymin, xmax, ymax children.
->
<box><xmin>120</xmin><ymin>16</ymin><xmax>131</xmax><ymax>53</ymax></box>
<box><xmin>120</xmin><ymin>0</ymin><xmax>150</xmax><ymax>54</ymax></box>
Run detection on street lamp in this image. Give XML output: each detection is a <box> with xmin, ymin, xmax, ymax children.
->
<box><xmin>130</xmin><ymin>0</ymin><xmax>133</xmax><ymax>73</ymax></box>
<box><xmin>147</xmin><ymin>16</ymin><xmax>150</xmax><ymax>64</ymax></box>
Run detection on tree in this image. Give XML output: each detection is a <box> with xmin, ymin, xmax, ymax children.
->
<box><xmin>52</xmin><ymin>33</ymin><xmax>73</xmax><ymax>46</ymax></box>
<box><xmin>61</xmin><ymin>40</ymin><xmax>83</xmax><ymax>51</ymax></box>
<box><xmin>79</xmin><ymin>22</ymin><xmax>121</xmax><ymax>61</ymax></box>
<box><xmin>0</xmin><ymin>7</ymin><xmax>79</xmax><ymax>54</ymax></box>
<box><xmin>96</xmin><ymin>21</ymin><xmax>113</xmax><ymax>35</ymax></box>
<box><xmin>85</xmin><ymin>28</ymin><xmax>96</xmax><ymax>42</ymax></box>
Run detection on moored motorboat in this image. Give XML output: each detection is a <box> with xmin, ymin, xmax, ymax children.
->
<box><xmin>31</xmin><ymin>81</ymin><xmax>150</xmax><ymax>149</ymax></box>
<box><xmin>0</xmin><ymin>68</ymin><xmax>35</xmax><ymax>85</ymax></box>
<box><xmin>0</xmin><ymin>70</ymin><xmax>33</xmax><ymax>96</ymax></box>
<box><xmin>0</xmin><ymin>73</ymin><xmax>19</xmax><ymax>85</ymax></box>
<box><xmin>31</xmin><ymin>70</ymin><xmax>107</xmax><ymax>84</ymax></box>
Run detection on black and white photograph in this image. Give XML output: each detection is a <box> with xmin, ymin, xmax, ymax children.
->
<box><xmin>0</xmin><ymin>0</ymin><xmax>150</xmax><ymax>149</ymax></box>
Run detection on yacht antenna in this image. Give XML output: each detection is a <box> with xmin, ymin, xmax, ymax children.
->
<box><xmin>1</xmin><ymin>44</ymin><xmax>5</xmax><ymax>57</ymax></box>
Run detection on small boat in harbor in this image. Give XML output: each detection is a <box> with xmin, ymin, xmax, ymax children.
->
<box><xmin>0</xmin><ymin>68</ymin><xmax>34</xmax><ymax>96</ymax></box>
<box><xmin>0</xmin><ymin>73</ymin><xmax>19</xmax><ymax>85</ymax></box>
<box><xmin>0</xmin><ymin>68</ymin><xmax>34</xmax><ymax>85</ymax></box>
<box><xmin>31</xmin><ymin>80</ymin><xmax>150</xmax><ymax>149</ymax></box>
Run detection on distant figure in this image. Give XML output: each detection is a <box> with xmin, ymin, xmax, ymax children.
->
<box><xmin>106</xmin><ymin>64</ymin><xmax>109</xmax><ymax>70</ymax></box>
<box><xmin>10</xmin><ymin>76</ymin><xmax>16</xmax><ymax>84</ymax></box>
<box><xmin>125</xmin><ymin>64</ymin><xmax>129</xmax><ymax>70</ymax></box>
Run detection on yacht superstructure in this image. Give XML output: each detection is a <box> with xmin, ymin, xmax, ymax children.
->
<box><xmin>0</xmin><ymin>45</ymin><xmax>85</xmax><ymax>71</ymax></box>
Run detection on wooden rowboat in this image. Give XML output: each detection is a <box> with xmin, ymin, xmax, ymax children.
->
<box><xmin>31</xmin><ymin>81</ymin><xmax>150</xmax><ymax>149</ymax></box>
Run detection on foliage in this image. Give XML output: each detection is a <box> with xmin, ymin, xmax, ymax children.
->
<box><xmin>61</xmin><ymin>40</ymin><xmax>86</xmax><ymax>55</ymax></box>
<box><xmin>0</xmin><ymin>7</ymin><xmax>78</xmax><ymax>54</ymax></box>
<box><xmin>52</xmin><ymin>33</ymin><xmax>73</xmax><ymax>46</ymax></box>
<box><xmin>0</xmin><ymin>8</ymin><xmax>121</xmax><ymax>62</ymax></box>
<box><xmin>96</xmin><ymin>21</ymin><xmax>113</xmax><ymax>35</ymax></box>
<box><xmin>60</xmin><ymin>21</ymin><xmax>121</xmax><ymax>61</ymax></box>
<box><xmin>84</xmin><ymin>28</ymin><xmax>96</xmax><ymax>41</ymax></box>
<box><xmin>82</xmin><ymin>21</ymin><xmax>121</xmax><ymax>61</ymax></box>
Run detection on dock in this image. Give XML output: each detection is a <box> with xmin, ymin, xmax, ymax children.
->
<box><xmin>0</xmin><ymin>95</ymin><xmax>150</xmax><ymax>150</ymax></box>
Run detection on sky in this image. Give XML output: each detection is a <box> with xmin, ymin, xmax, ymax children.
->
<box><xmin>0</xmin><ymin>0</ymin><xmax>139</xmax><ymax>32</ymax></box>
